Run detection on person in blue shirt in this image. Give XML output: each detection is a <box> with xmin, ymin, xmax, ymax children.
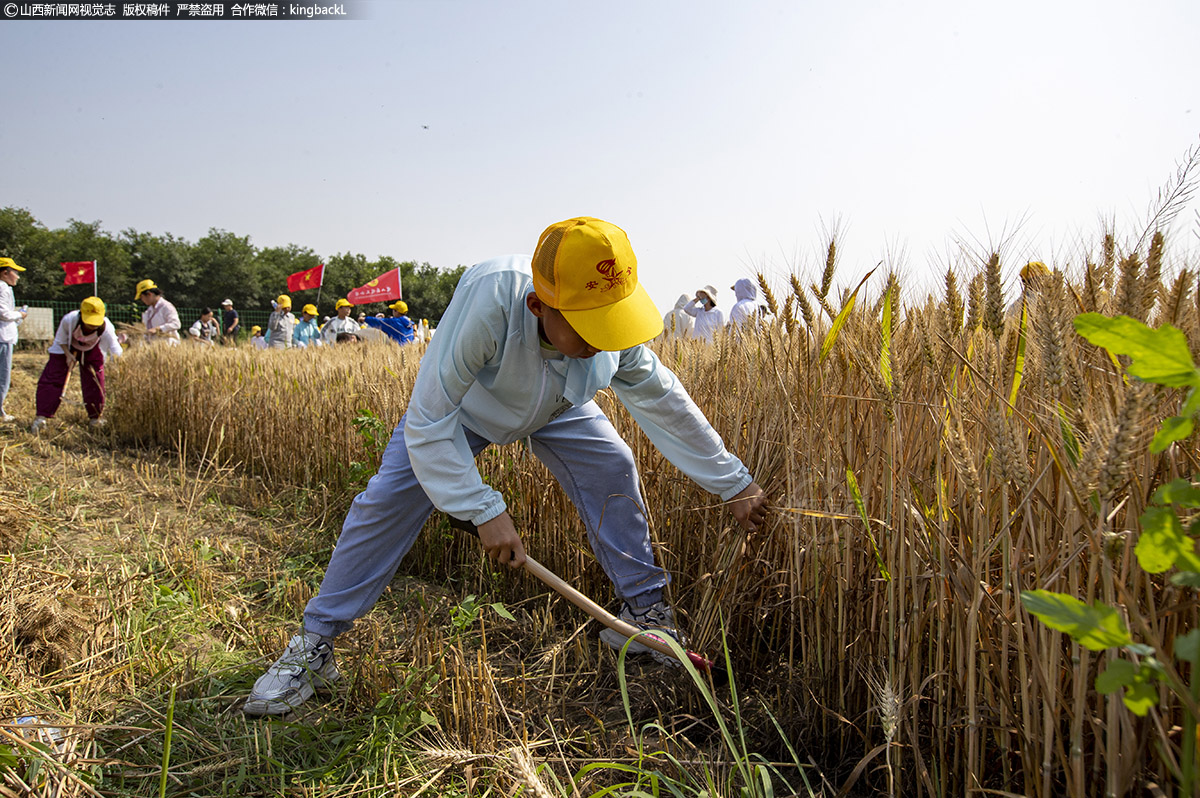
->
<box><xmin>364</xmin><ymin>299</ymin><xmax>416</xmax><ymax>344</ymax></box>
<box><xmin>244</xmin><ymin>217</ymin><xmax>769</xmax><ymax>716</ymax></box>
<box><xmin>293</xmin><ymin>304</ymin><xmax>322</xmax><ymax>348</ymax></box>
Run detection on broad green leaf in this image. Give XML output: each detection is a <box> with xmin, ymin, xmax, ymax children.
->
<box><xmin>1136</xmin><ymin>505</ymin><xmax>1189</xmax><ymax>573</ymax></box>
<box><xmin>1123</xmin><ymin>679</ymin><xmax>1158</xmax><ymax>716</ymax></box>
<box><xmin>1073</xmin><ymin>314</ymin><xmax>1200</xmax><ymax>388</ymax></box>
<box><xmin>879</xmin><ymin>285</ymin><xmax>893</xmax><ymax>390</ymax></box>
<box><xmin>1095</xmin><ymin>659</ymin><xmax>1137</xmax><ymax>694</ymax></box>
<box><xmin>1170</xmin><ymin>571</ymin><xmax>1200</xmax><ymax>589</ymax></box>
<box><xmin>1175</xmin><ymin>629</ymin><xmax>1200</xmax><ymax>665</ymax></box>
<box><xmin>1007</xmin><ymin>305</ymin><xmax>1028</xmax><ymax>413</ymax></box>
<box><xmin>1151</xmin><ymin>416</ymin><xmax>1193</xmax><ymax>454</ymax></box>
<box><xmin>819</xmin><ymin>267</ymin><xmax>878</xmax><ymax>364</ymax></box>
<box><xmin>1020</xmin><ymin>590</ymin><xmax>1132</xmax><ymax>650</ymax></box>
<box><xmin>1152</xmin><ymin>478</ymin><xmax>1200</xmax><ymax>509</ymax></box>
<box><xmin>487</xmin><ymin>602</ymin><xmax>516</xmax><ymax>621</ymax></box>
<box><xmin>1182</xmin><ymin>386</ymin><xmax>1200</xmax><ymax>419</ymax></box>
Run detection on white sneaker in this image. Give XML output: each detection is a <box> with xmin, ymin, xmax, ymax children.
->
<box><xmin>30</xmin><ymin>416</ymin><xmax>47</xmax><ymax>435</ymax></box>
<box><xmin>0</xmin><ymin>413</ymin><xmax>14</xmax><ymax>423</ymax></box>
<box><xmin>243</xmin><ymin>632</ymin><xmax>341</xmax><ymax>716</ymax></box>
<box><xmin>599</xmin><ymin>600</ymin><xmax>687</xmax><ymax>666</ymax></box>
<box><xmin>88</xmin><ymin>418</ymin><xmax>108</xmax><ymax>429</ymax></box>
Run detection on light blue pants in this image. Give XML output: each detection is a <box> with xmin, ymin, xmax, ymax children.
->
<box><xmin>303</xmin><ymin>403</ymin><xmax>666</xmax><ymax>639</ymax></box>
<box><xmin>0</xmin><ymin>342</ymin><xmax>12</xmax><ymax>414</ymax></box>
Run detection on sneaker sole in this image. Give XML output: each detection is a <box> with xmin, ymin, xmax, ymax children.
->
<box><xmin>242</xmin><ymin>673</ymin><xmax>340</xmax><ymax>717</ymax></box>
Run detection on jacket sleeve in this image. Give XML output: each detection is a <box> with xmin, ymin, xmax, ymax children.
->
<box><xmin>404</xmin><ymin>275</ymin><xmax>511</xmax><ymax>526</ymax></box>
<box><xmin>49</xmin><ymin>314</ymin><xmax>75</xmax><ymax>353</ymax></box>
<box><xmin>610</xmin><ymin>345</ymin><xmax>752</xmax><ymax>500</ymax></box>
<box><xmin>157</xmin><ymin>303</ymin><xmax>181</xmax><ymax>334</ymax></box>
<box><xmin>0</xmin><ymin>288</ymin><xmax>23</xmax><ymax>322</ymax></box>
<box><xmin>100</xmin><ymin>321</ymin><xmax>123</xmax><ymax>358</ymax></box>
<box><xmin>682</xmin><ymin>300</ymin><xmax>701</xmax><ymax>318</ymax></box>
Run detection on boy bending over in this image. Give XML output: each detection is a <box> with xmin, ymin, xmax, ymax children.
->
<box><xmin>245</xmin><ymin>217</ymin><xmax>767</xmax><ymax>715</ymax></box>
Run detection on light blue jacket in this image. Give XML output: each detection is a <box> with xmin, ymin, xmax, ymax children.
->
<box><xmin>405</xmin><ymin>256</ymin><xmax>753</xmax><ymax>527</ymax></box>
<box><xmin>293</xmin><ymin>318</ymin><xmax>322</xmax><ymax>348</ymax></box>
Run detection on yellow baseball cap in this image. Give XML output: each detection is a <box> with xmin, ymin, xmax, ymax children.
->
<box><xmin>335</xmin><ymin>298</ymin><xmax>353</xmax><ymax>309</ymax></box>
<box><xmin>390</xmin><ymin>300</ymin><xmax>408</xmax><ymax>314</ymax></box>
<box><xmin>302</xmin><ymin>304</ymin><xmax>318</xmax><ymax>316</ymax></box>
<box><xmin>276</xmin><ymin>294</ymin><xmax>292</xmax><ymax>308</ymax></box>
<box><xmin>0</xmin><ymin>257</ymin><xmax>24</xmax><ymax>272</ymax></box>
<box><xmin>531</xmin><ymin>217</ymin><xmax>662</xmax><ymax>351</ymax></box>
<box><xmin>250</xmin><ymin>325</ymin><xmax>262</xmax><ymax>334</ymax></box>
<box><xmin>80</xmin><ymin>296</ymin><xmax>106</xmax><ymax>326</ymax></box>
<box><xmin>135</xmin><ymin>278</ymin><xmax>158</xmax><ymax>299</ymax></box>
<box><xmin>1020</xmin><ymin>261</ymin><xmax>1050</xmax><ymax>282</ymax></box>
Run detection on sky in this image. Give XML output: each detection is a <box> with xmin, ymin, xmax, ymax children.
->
<box><xmin>2</xmin><ymin>0</ymin><xmax>1199</xmax><ymax>314</ymax></box>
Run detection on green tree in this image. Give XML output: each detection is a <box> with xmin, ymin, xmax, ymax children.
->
<box><xmin>190</xmin><ymin>229</ymin><xmax>258</xmax><ymax>311</ymax></box>
<box><xmin>0</xmin><ymin>207</ymin><xmax>58</xmax><ymax>298</ymax></box>
<box><xmin>123</xmin><ymin>229</ymin><xmax>196</xmax><ymax>305</ymax></box>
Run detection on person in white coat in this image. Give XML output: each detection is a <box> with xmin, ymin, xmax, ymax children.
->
<box><xmin>321</xmin><ymin>299</ymin><xmax>360</xmax><ymax>343</ymax></box>
<box><xmin>683</xmin><ymin>285</ymin><xmax>724</xmax><ymax>342</ymax></box>
<box><xmin>0</xmin><ymin>257</ymin><xmax>29</xmax><ymax>422</ymax></box>
<box><xmin>661</xmin><ymin>294</ymin><xmax>694</xmax><ymax>339</ymax></box>
<box><xmin>136</xmin><ymin>279</ymin><xmax>181</xmax><ymax>344</ymax></box>
<box><xmin>727</xmin><ymin>278</ymin><xmax>764</xmax><ymax>332</ymax></box>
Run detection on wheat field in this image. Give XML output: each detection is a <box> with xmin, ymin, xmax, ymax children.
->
<box><xmin>55</xmin><ymin>227</ymin><xmax>1190</xmax><ymax>796</ymax></box>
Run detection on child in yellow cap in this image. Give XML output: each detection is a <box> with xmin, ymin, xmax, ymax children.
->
<box><xmin>321</xmin><ymin>298</ymin><xmax>358</xmax><ymax>343</ymax></box>
<box><xmin>0</xmin><ymin>257</ymin><xmax>29</xmax><ymax>422</ymax></box>
<box><xmin>266</xmin><ymin>295</ymin><xmax>296</xmax><ymax>349</ymax></box>
<box><xmin>31</xmin><ymin>297</ymin><xmax>123</xmax><ymax>434</ymax></box>
<box><xmin>135</xmin><ymin>279</ymin><xmax>181</xmax><ymax>343</ymax></box>
<box><xmin>244</xmin><ymin>218</ymin><xmax>769</xmax><ymax>716</ymax></box>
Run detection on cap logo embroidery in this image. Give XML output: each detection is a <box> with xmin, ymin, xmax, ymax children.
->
<box><xmin>586</xmin><ymin>258</ymin><xmax>631</xmax><ymax>292</ymax></box>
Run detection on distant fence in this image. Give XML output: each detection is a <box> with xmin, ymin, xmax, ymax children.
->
<box><xmin>14</xmin><ymin>299</ymin><xmax>272</xmax><ymax>340</ymax></box>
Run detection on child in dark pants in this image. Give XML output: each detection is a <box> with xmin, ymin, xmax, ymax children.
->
<box><xmin>244</xmin><ymin>217</ymin><xmax>769</xmax><ymax>716</ymax></box>
<box><xmin>32</xmin><ymin>297</ymin><xmax>123</xmax><ymax>434</ymax></box>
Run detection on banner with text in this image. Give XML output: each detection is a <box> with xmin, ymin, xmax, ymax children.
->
<box><xmin>347</xmin><ymin>268</ymin><xmax>402</xmax><ymax>305</ymax></box>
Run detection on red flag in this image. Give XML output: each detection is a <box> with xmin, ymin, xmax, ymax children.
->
<box><xmin>61</xmin><ymin>261</ymin><xmax>96</xmax><ymax>286</ymax></box>
<box><xmin>347</xmin><ymin>268</ymin><xmax>403</xmax><ymax>305</ymax></box>
<box><xmin>287</xmin><ymin>263</ymin><xmax>325</xmax><ymax>292</ymax></box>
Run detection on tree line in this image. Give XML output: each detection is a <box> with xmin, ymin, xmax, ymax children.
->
<box><xmin>0</xmin><ymin>206</ymin><xmax>467</xmax><ymax>323</ymax></box>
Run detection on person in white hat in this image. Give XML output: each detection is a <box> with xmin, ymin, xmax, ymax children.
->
<box><xmin>220</xmin><ymin>299</ymin><xmax>240</xmax><ymax>344</ymax></box>
<box><xmin>683</xmin><ymin>284</ymin><xmax>724</xmax><ymax>342</ymax></box>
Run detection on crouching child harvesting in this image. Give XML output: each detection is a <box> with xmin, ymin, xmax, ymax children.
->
<box><xmin>32</xmin><ymin>297</ymin><xmax>123</xmax><ymax>434</ymax></box>
<box><xmin>244</xmin><ymin>217</ymin><xmax>768</xmax><ymax>716</ymax></box>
